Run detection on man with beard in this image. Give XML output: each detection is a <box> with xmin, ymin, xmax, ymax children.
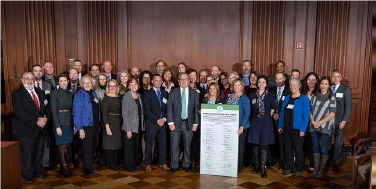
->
<box><xmin>270</xmin><ymin>73</ymin><xmax>291</xmax><ymax>170</ymax></box>
<box><xmin>239</xmin><ymin>60</ymin><xmax>252</xmax><ymax>86</ymax></box>
<box><xmin>131</xmin><ymin>66</ymin><xmax>141</xmax><ymax>81</ymax></box>
<box><xmin>156</xmin><ymin>60</ymin><xmax>167</xmax><ymax>76</ymax></box>
<box><xmin>267</xmin><ymin>61</ymin><xmax>291</xmax><ymax>88</ymax></box>
<box><xmin>32</xmin><ymin>65</ymin><xmax>53</xmax><ymax>172</ymax></box>
<box><xmin>12</xmin><ymin>71</ymin><xmax>49</xmax><ymax>184</ymax></box>
<box><xmin>42</xmin><ymin>61</ymin><xmax>58</xmax><ymax>90</ymax></box>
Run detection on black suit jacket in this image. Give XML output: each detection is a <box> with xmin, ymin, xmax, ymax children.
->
<box><xmin>67</xmin><ymin>81</ymin><xmax>81</xmax><ymax>94</ymax></box>
<box><xmin>12</xmin><ymin>85</ymin><xmax>48</xmax><ymax>137</ymax></box>
<box><xmin>269</xmin><ymin>85</ymin><xmax>291</xmax><ymax>113</ymax></box>
<box><xmin>143</xmin><ymin>88</ymin><xmax>168</xmax><ymax>129</ymax></box>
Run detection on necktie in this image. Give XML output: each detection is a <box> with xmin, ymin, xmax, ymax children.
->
<box><xmin>332</xmin><ymin>86</ymin><xmax>337</xmax><ymax>95</ymax></box>
<box><xmin>107</xmin><ymin>75</ymin><xmax>111</xmax><ymax>79</ymax></box>
<box><xmin>72</xmin><ymin>84</ymin><xmax>76</xmax><ymax>93</ymax></box>
<box><xmin>277</xmin><ymin>87</ymin><xmax>282</xmax><ymax>102</ymax></box>
<box><xmin>157</xmin><ymin>90</ymin><xmax>162</xmax><ymax>118</ymax></box>
<box><xmin>37</xmin><ymin>83</ymin><xmax>41</xmax><ymax>90</ymax></box>
<box><xmin>181</xmin><ymin>89</ymin><xmax>186</xmax><ymax>119</ymax></box>
<box><xmin>31</xmin><ymin>91</ymin><xmax>40</xmax><ymax>111</ymax></box>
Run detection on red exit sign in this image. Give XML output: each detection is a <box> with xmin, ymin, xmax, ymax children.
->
<box><xmin>296</xmin><ymin>42</ymin><xmax>303</xmax><ymax>49</ymax></box>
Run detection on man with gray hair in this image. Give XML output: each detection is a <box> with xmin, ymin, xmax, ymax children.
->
<box><xmin>330</xmin><ymin>69</ymin><xmax>352</xmax><ymax>172</ymax></box>
<box><xmin>12</xmin><ymin>71</ymin><xmax>49</xmax><ymax>184</ymax></box>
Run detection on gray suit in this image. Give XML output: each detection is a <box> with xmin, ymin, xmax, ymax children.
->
<box><xmin>50</xmin><ymin>88</ymin><xmax>73</xmax><ymax>129</ymax></box>
<box><xmin>167</xmin><ymin>87</ymin><xmax>199</xmax><ymax>169</ymax></box>
<box><xmin>332</xmin><ymin>84</ymin><xmax>352</xmax><ymax>165</ymax></box>
<box><xmin>122</xmin><ymin>91</ymin><xmax>144</xmax><ymax>133</ymax></box>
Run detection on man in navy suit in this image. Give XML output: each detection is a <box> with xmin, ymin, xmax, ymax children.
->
<box><xmin>102</xmin><ymin>61</ymin><xmax>117</xmax><ymax>80</ymax></box>
<box><xmin>12</xmin><ymin>71</ymin><xmax>48</xmax><ymax>184</ymax></box>
<box><xmin>143</xmin><ymin>74</ymin><xmax>170</xmax><ymax>173</ymax></box>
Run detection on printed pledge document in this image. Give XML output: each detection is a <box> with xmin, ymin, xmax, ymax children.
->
<box><xmin>200</xmin><ymin>104</ymin><xmax>239</xmax><ymax>177</ymax></box>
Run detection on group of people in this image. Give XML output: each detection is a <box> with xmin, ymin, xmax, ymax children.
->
<box><xmin>12</xmin><ymin>59</ymin><xmax>351</xmax><ymax>184</ymax></box>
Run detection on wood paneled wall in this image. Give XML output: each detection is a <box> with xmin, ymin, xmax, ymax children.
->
<box><xmin>1</xmin><ymin>1</ymin><xmax>372</xmax><ymax>143</ymax></box>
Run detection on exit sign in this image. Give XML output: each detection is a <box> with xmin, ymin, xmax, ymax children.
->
<box><xmin>296</xmin><ymin>42</ymin><xmax>303</xmax><ymax>49</ymax></box>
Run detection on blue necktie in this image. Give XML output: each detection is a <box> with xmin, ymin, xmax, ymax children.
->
<box><xmin>157</xmin><ymin>90</ymin><xmax>162</xmax><ymax>118</ymax></box>
<box><xmin>332</xmin><ymin>86</ymin><xmax>336</xmax><ymax>95</ymax></box>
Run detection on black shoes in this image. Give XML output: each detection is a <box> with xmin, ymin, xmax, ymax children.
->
<box><xmin>332</xmin><ymin>164</ymin><xmax>339</xmax><ymax>172</ymax></box>
<box><xmin>252</xmin><ymin>164</ymin><xmax>260</xmax><ymax>174</ymax></box>
<box><xmin>283</xmin><ymin>169</ymin><xmax>294</xmax><ymax>175</ymax></box>
<box><xmin>168</xmin><ymin>168</ymin><xmax>179</xmax><ymax>174</ymax></box>
<box><xmin>24</xmin><ymin>178</ymin><xmax>33</xmax><ymax>184</ymax></box>
<box><xmin>294</xmin><ymin>171</ymin><xmax>302</xmax><ymax>178</ymax></box>
<box><xmin>278</xmin><ymin>165</ymin><xmax>285</xmax><ymax>171</ymax></box>
<box><xmin>183</xmin><ymin>167</ymin><xmax>191</xmax><ymax>172</ymax></box>
<box><xmin>34</xmin><ymin>173</ymin><xmax>48</xmax><ymax>179</ymax></box>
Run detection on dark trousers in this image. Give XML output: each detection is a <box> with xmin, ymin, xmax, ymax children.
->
<box><xmin>18</xmin><ymin>134</ymin><xmax>45</xmax><ymax>179</ymax></box>
<box><xmin>144</xmin><ymin>124</ymin><xmax>167</xmax><ymax>166</ymax></box>
<box><xmin>332</xmin><ymin>125</ymin><xmax>345</xmax><ymax>165</ymax></box>
<box><xmin>96</xmin><ymin>125</ymin><xmax>106</xmax><ymax>166</ymax></box>
<box><xmin>273</xmin><ymin>120</ymin><xmax>285</xmax><ymax>167</ymax></box>
<box><xmin>170</xmin><ymin>121</ymin><xmax>193</xmax><ymax>169</ymax></box>
<box><xmin>191</xmin><ymin>124</ymin><xmax>201</xmax><ymax>163</ymax></box>
<box><xmin>238</xmin><ymin>128</ymin><xmax>248</xmax><ymax>171</ymax></box>
<box><xmin>81</xmin><ymin>125</ymin><xmax>99</xmax><ymax>174</ymax></box>
<box><xmin>124</xmin><ymin>132</ymin><xmax>139</xmax><ymax>170</ymax></box>
<box><xmin>105</xmin><ymin>150</ymin><xmax>118</xmax><ymax>169</ymax></box>
<box><xmin>283</xmin><ymin>128</ymin><xmax>305</xmax><ymax>172</ymax></box>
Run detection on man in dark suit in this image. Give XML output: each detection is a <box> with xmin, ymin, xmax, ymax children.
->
<box><xmin>32</xmin><ymin>65</ymin><xmax>53</xmax><ymax>171</ymax></box>
<box><xmin>67</xmin><ymin>68</ymin><xmax>81</xmax><ymax>94</ymax></box>
<box><xmin>102</xmin><ymin>60</ymin><xmax>117</xmax><ymax>80</ymax></box>
<box><xmin>267</xmin><ymin>61</ymin><xmax>291</xmax><ymax>88</ymax></box>
<box><xmin>72</xmin><ymin>59</ymin><xmax>86</xmax><ymax>82</ymax></box>
<box><xmin>167</xmin><ymin>72</ymin><xmax>199</xmax><ymax>173</ymax></box>
<box><xmin>41</xmin><ymin>61</ymin><xmax>58</xmax><ymax>90</ymax></box>
<box><xmin>143</xmin><ymin>74</ymin><xmax>170</xmax><ymax>173</ymax></box>
<box><xmin>330</xmin><ymin>70</ymin><xmax>352</xmax><ymax>172</ymax></box>
<box><xmin>12</xmin><ymin>71</ymin><xmax>49</xmax><ymax>184</ymax></box>
<box><xmin>239</xmin><ymin>60</ymin><xmax>252</xmax><ymax>86</ymax></box>
<box><xmin>270</xmin><ymin>72</ymin><xmax>291</xmax><ymax>170</ymax></box>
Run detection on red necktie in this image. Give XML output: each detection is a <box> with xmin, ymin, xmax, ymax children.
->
<box><xmin>37</xmin><ymin>83</ymin><xmax>41</xmax><ymax>90</ymax></box>
<box><xmin>31</xmin><ymin>91</ymin><xmax>40</xmax><ymax>111</ymax></box>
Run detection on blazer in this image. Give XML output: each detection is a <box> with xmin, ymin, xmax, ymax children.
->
<box><xmin>72</xmin><ymin>89</ymin><xmax>101</xmax><ymax>130</ymax></box>
<box><xmin>269</xmin><ymin>85</ymin><xmax>291</xmax><ymax>113</ymax></box>
<box><xmin>167</xmin><ymin>87</ymin><xmax>199</xmax><ymax>131</ymax></box>
<box><xmin>122</xmin><ymin>91</ymin><xmax>144</xmax><ymax>133</ymax></box>
<box><xmin>143</xmin><ymin>88</ymin><xmax>168</xmax><ymax>128</ymax></box>
<box><xmin>50</xmin><ymin>88</ymin><xmax>73</xmax><ymax>129</ymax></box>
<box><xmin>67</xmin><ymin>82</ymin><xmax>81</xmax><ymax>94</ymax></box>
<box><xmin>238</xmin><ymin>94</ymin><xmax>251</xmax><ymax>129</ymax></box>
<box><xmin>333</xmin><ymin>84</ymin><xmax>352</xmax><ymax>125</ymax></box>
<box><xmin>278</xmin><ymin>94</ymin><xmax>310</xmax><ymax>132</ymax></box>
<box><xmin>12</xmin><ymin>85</ymin><xmax>47</xmax><ymax>137</ymax></box>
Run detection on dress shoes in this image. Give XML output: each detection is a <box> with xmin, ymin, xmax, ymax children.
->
<box><xmin>24</xmin><ymin>178</ymin><xmax>33</xmax><ymax>184</ymax></box>
<box><xmin>125</xmin><ymin>168</ymin><xmax>139</xmax><ymax>173</ymax></box>
<box><xmin>294</xmin><ymin>171</ymin><xmax>302</xmax><ymax>178</ymax></box>
<box><xmin>183</xmin><ymin>167</ymin><xmax>191</xmax><ymax>172</ymax></box>
<box><xmin>159</xmin><ymin>164</ymin><xmax>171</xmax><ymax>171</ymax></box>
<box><xmin>34</xmin><ymin>173</ymin><xmax>48</xmax><ymax>179</ymax></box>
<box><xmin>332</xmin><ymin>164</ymin><xmax>339</xmax><ymax>172</ymax></box>
<box><xmin>145</xmin><ymin>165</ymin><xmax>152</xmax><ymax>173</ymax></box>
<box><xmin>278</xmin><ymin>165</ymin><xmax>285</xmax><ymax>171</ymax></box>
<box><xmin>168</xmin><ymin>168</ymin><xmax>179</xmax><ymax>174</ymax></box>
<box><xmin>283</xmin><ymin>169</ymin><xmax>294</xmax><ymax>175</ymax></box>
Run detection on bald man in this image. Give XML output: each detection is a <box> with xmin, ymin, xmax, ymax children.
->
<box><xmin>131</xmin><ymin>66</ymin><xmax>141</xmax><ymax>80</ymax></box>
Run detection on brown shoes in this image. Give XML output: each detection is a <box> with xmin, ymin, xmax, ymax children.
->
<box><xmin>146</xmin><ymin>165</ymin><xmax>152</xmax><ymax>173</ymax></box>
<box><xmin>159</xmin><ymin>164</ymin><xmax>171</xmax><ymax>171</ymax></box>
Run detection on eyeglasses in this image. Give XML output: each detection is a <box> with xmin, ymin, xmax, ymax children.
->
<box><xmin>179</xmin><ymin>78</ymin><xmax>189</xmax><ymax>81</ymax></box>
<box><xmin>109</xmin><ymin>85</ymin><xmax>117</xmax><ymax>88</ymax></box>
<box><xmin>22</xmin><ymin>78</ymin><xmax>34</xmax><ymax>81</ymax></box>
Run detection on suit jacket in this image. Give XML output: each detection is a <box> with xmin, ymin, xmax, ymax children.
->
<box><xmin>67</xmin><ymin>81</ymin><xmax>81</xmax><ymax>94</ymax></box>
<box><xmin>195</xmin><ymin>83</ymin><xmax>205</xmax><ymax>102</ymax></box>
<box><xmin>167</xmin><ymin>87</ymin><xmax>199</xmax><ymax>131</ymax></box>
<box><xmin>269</xmin><ymin>85</ymin><xmax>291</xmax><ymax>113</ymax></box>
<box><xmin>143</xmin><ymin>88</ymin><xmax>168</xmax><ymax>129</ymax></box>
<box><xmin>50</xmin><ymin>88</ymin><xmax>73</xmax><ymax>129</ymax></box>
<box><xmin>333</xmin><ymin>84</ymin><xmax>352</xmax><ymax>125</ymax></box>
<box><xmin>122</xmin><ymin>91</ymin><xmax>144</xmax><ymax>133</ymax></box>
<box><xmin>12</xmin><ymin>85</ymin><xmax>47</xmax><ymax>137</ymax></box>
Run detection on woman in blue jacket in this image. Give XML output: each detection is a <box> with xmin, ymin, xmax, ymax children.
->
<box><xmin>73</xmin><ymin>75</ymin><xmax>101</xmax><ymax>176</ymax></box>
<box><xmin>278</xmin><ymin>79</ymin><xmax>310</xmax><ymax>178</ymax></box>
<box><xmin>226</xmin><ymin>78</ymin><xmax>250</xmax><ymax>173</ymax></box>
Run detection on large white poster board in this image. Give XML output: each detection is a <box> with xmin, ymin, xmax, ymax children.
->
<box><xmin>200</xmin><ymin>104</ymin><xmax>239</xmax><ymax>178</ymax></box>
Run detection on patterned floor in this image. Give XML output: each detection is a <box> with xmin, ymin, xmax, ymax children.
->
<box><xmin>23</xmin><ymin>156</ymin><xmax>356</xmax><ymax>189</ymax></box>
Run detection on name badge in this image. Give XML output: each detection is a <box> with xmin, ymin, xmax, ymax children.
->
<box><xmin>281</xmin><ymin>96</ymin><xmax>285</xmax><ymax>101</ymax></box>
<box><xmin>45</xmin><ymin>90</ymin><xmax>50</xmax><ymax>95</ymax></box>
<box><xmin>162</xmin><ymin>98</ymin><xmax>167</xmax><ymax>104</ymax></box>
<box><xmin>94</xmin><ymin>98</ymin><xmax>99</xmax><ymax>103</ymax></box>
<box><xmin>196</xmin><ymin>89</ymin><xmax>200</xmax><ymax>94</ymax></box>
<box><xmin>287</xmin><ymin>104</ymin><xmax>294</xmax><ymax>109</ymax></box>
<box><xmin>336</xmin><ymin>93</ymin><xmax>343</xmax><ymax>98</ymax></box>
<box><xmin>252</xmin><ymin>99</ymin><xmax>256</xmax><ymax>104</ymax></box>
<box><xmin>57</xmin><ymin>85</ymin><xmax>60</xmax><ymax>89</ymax></box>
<box><xmin>44</xmin><ymin>99</ymin><xmax>48</xmax><ymax>105</ymax></box>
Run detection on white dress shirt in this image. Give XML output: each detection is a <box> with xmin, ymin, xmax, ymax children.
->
<box><xmin>35</xmin><ymin>80</ymin><xmax>43</xmax><ymax>90</ymax></box>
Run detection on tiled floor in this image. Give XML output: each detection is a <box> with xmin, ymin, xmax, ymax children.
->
<box><xmin>23</xmin><ymin>156</ymin><xmax>357</xmax><ymax>189</ymax></box>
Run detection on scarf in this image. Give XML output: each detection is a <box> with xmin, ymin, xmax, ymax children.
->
<box><xmin>256</xmin><ymin>90</ymin><xmax>268</xmax><ymax>118</ymax></box>
<box><xmin>99</xmin><ymin>84</ymin><xmax>106</xmax><ymax>90</ymax></box>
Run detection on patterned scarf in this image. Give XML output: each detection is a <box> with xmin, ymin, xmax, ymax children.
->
<box><xmin>256</xmin><ymin>90</ymin><xmax>268</xmax><ymax>118</ymax></box>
